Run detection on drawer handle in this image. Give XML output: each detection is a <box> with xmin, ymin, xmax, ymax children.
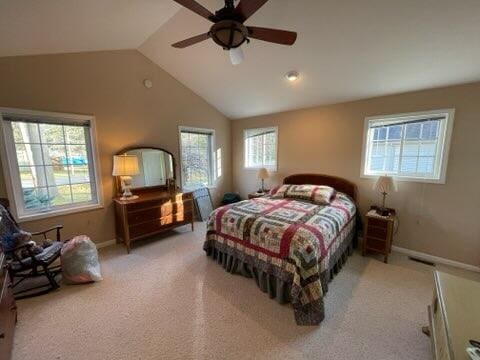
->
<box><xmin>10</xmin><ymin>305</ymin><xmax>17</xmax><ymax>311</ymax></box>
<box><xmin>0</xmin><ymin>333</ymin><xmax>4</xmax><ymax>339</ymax></box>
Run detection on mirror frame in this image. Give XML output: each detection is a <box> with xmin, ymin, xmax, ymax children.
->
<box><xmin>115</xmin><ymin>146</ymin><xmax>177</xmax><ymax>195</ymax></box>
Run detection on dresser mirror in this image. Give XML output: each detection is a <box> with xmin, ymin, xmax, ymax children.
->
<box><xmin>116</xmin><ymin>147</ymin><xmax>175</xmax><ymax>192</ymax></box>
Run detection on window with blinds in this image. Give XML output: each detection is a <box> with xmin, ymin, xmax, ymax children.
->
<box><xmin>179</xmin><ymin>127</ymin><xmax>215</xmax><ymax>189</ymax></box>
<box><xmin>244</xmin><ymin>127</ymin><xmax>278</xmax><ymax>170</ymax></box>
<box><xmin>361</xmin><ymin>109</ymin><xmax>455</xmax><ymax>183</ymax></box>
<box><xmin>0</xmin><ymin>109</ymin><xmax>102</xmax><ymax>219</ymax></box>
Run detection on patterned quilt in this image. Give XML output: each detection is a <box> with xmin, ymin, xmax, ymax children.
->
<box><xmin>205</xmin><ymin>192</ymin><xmax>356</xmax><ymax>325</ymax></box>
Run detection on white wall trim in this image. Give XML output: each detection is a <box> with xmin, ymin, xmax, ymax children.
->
<box><xmin>96</xmin><ymin>238</ymin><xmax>117</xmax><ymax>249</ymax></box>
<box><xmin>392</xmin><ymin>245</ymin><xmax>480</xmax><ymax>273</ymax></box>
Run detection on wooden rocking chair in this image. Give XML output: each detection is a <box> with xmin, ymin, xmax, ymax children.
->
<box><xmin>0</xmin><ymin>198</ymin><xmax>65</xmax><ymax>299</ymax></box>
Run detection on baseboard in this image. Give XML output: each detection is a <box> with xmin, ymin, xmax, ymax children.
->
<box><xmin>391</xmin><ymin>245</ymin><xmax>480</xmax><ymax>273</ymax></box>
<box><xmin>96</xmin><ymin>238</ymin><xmax>117</xmax><ymax>249</ymax></box>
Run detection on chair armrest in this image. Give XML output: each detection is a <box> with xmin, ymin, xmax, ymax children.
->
<box><xmin>4</xmin><ymin>241</ymin><xmax>37</xmax><ymax>267</ymax></box>
<box><xmin>6</xmin><ymin>240</ymin><xmax>36</xmax><ymax>253</ymax></box>
<box><xmin>31</xmin><ymin>225</ymin><xmax>63</xmax><ymax>241</ymax></box>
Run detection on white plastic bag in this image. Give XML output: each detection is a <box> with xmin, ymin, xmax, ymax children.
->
<box><xmin>61</xmin><ymin>235</ymin><xmax>103</xmax><ymax>284</ymax></box>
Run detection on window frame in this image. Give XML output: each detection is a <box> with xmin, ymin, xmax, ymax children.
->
<box><xmin>0</xmin><ymin>107</ymin><xmax>104</xmax><ymax>222</ymax></box>
<box><xmin>178</xmin><ymin>126</ymin><xmax>216</xmax><ymax>190</ymax></box>
<box><xmin>360</xmin><ymin>109</ymin><xmax>455</xmax><ymax>184</ymax></box>
<box><xmin>243</xmin><ymin>126</ymin><xmax>278</xmax><ymax>171</ymax></box>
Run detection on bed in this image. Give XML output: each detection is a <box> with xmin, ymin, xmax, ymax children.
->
<box><xmin>203</xmin><ymin>174</ymin><xmax>358</xmax><ymax>325</ymax></box>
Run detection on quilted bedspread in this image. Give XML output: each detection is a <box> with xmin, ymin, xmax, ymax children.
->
<box><xmin>205</xmin><ymin>192</ymin><xmax>356</xmax><ymax>325</ymax></box>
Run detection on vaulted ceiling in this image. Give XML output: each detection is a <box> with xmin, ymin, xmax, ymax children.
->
<box><xmin>1</xmin><ymin>0</ymin><xmax>480</xmax><ymax>119</ymax></box>
<box><xmin>0</xmin><ymin>0</ymin><xmax>180</xmax><ymax>55</ymax></box>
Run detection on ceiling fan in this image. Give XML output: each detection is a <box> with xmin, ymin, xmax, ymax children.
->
<box><xmin>172</xmin><ymin>0</ymin><xmax>297</xmax><ymax>65</ymax></box>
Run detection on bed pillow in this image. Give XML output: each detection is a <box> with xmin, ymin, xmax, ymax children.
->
<box><xmin>269</xmin><ymin>186</ymin><xmax>281</xmax><ymax>195</ymax></box>
<box><xmin>272</xmin><ymin>184</ymin><xmax>336</xmax><ymax>205</ymax></box>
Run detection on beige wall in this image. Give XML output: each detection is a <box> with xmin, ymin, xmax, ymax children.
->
<box><xmin>232</xmin><ymin>82</ymin><xmax>480</xmax><ymax>267</ymax></box>
<box><xmin>0</xmin><ymin>50</ymin><xmax>231</xmax><ymax>243</ymax></box>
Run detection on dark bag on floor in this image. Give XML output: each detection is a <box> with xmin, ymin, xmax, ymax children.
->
<box><xmin>221</xmin><ymin>193</ymin><xmax>241</xmax><ymax>205</ymax></box>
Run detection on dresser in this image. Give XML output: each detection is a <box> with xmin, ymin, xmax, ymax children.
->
<box><xmin>114</xmin><ymin>190</ymin><xmax>194</xmax><ymax>253</ymax></box>
<box><xmin>428</xmin><ymin>271</ymin><xmax>480</xmax><ymax>359</ymax></box>
<box><xmin>0</xmin><ymin>251</ymin><xmax>16</xmax><ymax>360</ymax></box>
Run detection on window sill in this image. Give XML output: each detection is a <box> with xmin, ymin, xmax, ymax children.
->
<box><xmin>360</xmin><ymin>173</ymin><xmax>445</xmax><ymax>184</ymax></box>
<box><xmin>17</xmin><ymin>203</ymin><xmax>104</xmax><ymax>223</ymax></box>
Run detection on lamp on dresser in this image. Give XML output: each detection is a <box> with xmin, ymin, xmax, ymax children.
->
<box><xmin>112</xmin><ymin>154</ymin><xmax>140</xmax><ymax>200</ymax></box>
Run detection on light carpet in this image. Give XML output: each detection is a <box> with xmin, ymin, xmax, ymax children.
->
<box><xmin>13</xmin><ymin>223</ymin><xmax>434</xmax><ymax>360</ymax></box>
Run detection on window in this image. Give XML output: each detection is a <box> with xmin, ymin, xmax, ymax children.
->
<box><xmin>179</xmin><ymin>127</ymin><xmax>215</xmax><ymax>189</ymax></box>
<box><xmin>361</xmin><ymin>109</ymin><xmax>455</xmax><ymax>183</ymax></box>
<box><xmin>244</xmin><ymin>127</ymin><xmax>278</xmax><ymax>170</ymax></box>
<box><xmin>0</xmin><ymin>108</ymin><xmax>102</xmax><ymax>220</ymax></box>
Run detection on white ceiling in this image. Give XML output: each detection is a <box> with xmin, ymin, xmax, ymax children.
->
<box><xmin>0</xmin><ymin>0</ymin><xmax>180</xmax><ymax>56</ymax></box>
<box><xmin>1</xmin><ymin>0</ymin><xmax>480</xmax><ymax>119</ymax></box>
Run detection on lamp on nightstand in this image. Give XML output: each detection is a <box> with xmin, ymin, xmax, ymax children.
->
<box><xmin>373</xmin><ymin>175</ymin><xmax>397</xmax><ymax>216</ymax></box>
<box><xmin>257</xmin><ymin>168</ymin><xmax>269</xmax><ymax>193</ymax></box>
<box><xmin>112</xmin><ymin>154</ymin><xmax>140</xmax><ymax>200</ymax></box>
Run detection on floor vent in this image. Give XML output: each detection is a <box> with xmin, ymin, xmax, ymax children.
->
<box><xmin>408</xmin><ymin>256</ymin><xmax>435</xmax><ymax>267</ymax></box>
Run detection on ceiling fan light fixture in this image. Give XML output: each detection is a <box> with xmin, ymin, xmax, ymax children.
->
<box><xmin>211</xmin><ymin>20</ymin><xmax>249</xmax><ymax>49</ymax></box>
<box><xmin>229</xmin><ymin>47</ymin><xmax>244</xmax><ymax>65</ymax></box>
<box><xmin>286</xmin><ymin>71</ymin><xmax>300</xmax><ymax>82</ymax></box>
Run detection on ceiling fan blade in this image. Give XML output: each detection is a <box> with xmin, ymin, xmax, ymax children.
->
<box><xmin>173</xmin><ymin>0</ymin><xmax>216</xmax><ymax>22</ymax></box>
<box><xmin>172</xmin><ymin>33</ymin><xmax>211</xmax><ymax>48</ymax></box>
<box><xmin>235</xmin><ymin>0</ymin><xmax>269</xmax><ymax>22</ymax></box>
<box><xmin>247</xmin><ymin>26</ymin><xmax>297</xmax><ymax>45</ymax></box>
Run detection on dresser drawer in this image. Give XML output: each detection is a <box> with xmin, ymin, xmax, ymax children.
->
<box><xmin>127</xmin><ymin>200</ymin><xmax>192</xmax><ymax>225</ymax></box>
<box><xmin>127</xmin><ymin>198</ymin><xmax>169</xmax><ymax>212</ymax></box>
<box><xmin>129</xmin><ymin>211</ymin><xmax>193</xmax><ymax>239</ymax></box>
<box><xmin>126</xmin><ymin>193</ymin><xmax>193</xmax><ymax>212</ymax></box>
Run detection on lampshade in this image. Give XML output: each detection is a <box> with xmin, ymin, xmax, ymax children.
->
<box><xmin>257</xmin><ymin>168</ymin><xmax>269</xmax><ymax>180</ymax></box>
<box><xmin>112</xmin><ymin>155</ymin><xmax>139</xmax><ymax>176</ymax></box>
<box><xmin>373</xmin><ymin>176</ymin><xmax>397</xmax><ymax>193</ymax></box>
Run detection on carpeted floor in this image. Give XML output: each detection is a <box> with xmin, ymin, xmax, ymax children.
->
<box><xmin>12</xmin><ymin>222</ymin><xmax>471</xmax><ymax>360</ymax></box>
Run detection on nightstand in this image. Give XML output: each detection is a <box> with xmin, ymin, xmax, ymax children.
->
<box><xmin>248</xmin><ymin>192</ymin><xmax>268</xmax><ymax>199</ymax></box>
<box><xmin>362</xmin><ymin>208</ymin><xmax>397</xmax><ymax>263</ymax></box>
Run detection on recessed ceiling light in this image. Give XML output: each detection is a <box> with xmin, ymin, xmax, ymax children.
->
<box><xmin>286</xmin><ymin>71</ymin><xmax>299</xmax><ymax>82</ymax></box>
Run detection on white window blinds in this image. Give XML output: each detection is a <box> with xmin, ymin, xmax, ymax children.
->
<box><xmin>244</xmin><ymin>127</ymin><xmax>278</xmax><ymax>170</ymax></box>
<box><xmin>362</xmin><ymin>109</ymin><xmax>455</xmax><ymax>183</ymax></box>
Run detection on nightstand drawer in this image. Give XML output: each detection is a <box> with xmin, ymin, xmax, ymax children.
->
<box><xmin>366</xmin><ymin>225</ymin><xmax>387</xmax><ymax>239</ymax></box>
<box><xmin>365</xmin><ymin>237</ymin><xmax>388</xmax><ymax>252</ymax></box>
<box><xmin>367</xmin><ymin>217</ymin><xmax>388</xmax><ymax>229</ymax></box>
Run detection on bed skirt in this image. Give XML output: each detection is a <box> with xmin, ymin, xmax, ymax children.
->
<box><xmin>203</xmin><ymin>228</ymin><xmax>356</xmax><ymax>325</ymax></box>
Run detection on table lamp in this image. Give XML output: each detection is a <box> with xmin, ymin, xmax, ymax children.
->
<box><xmin>373</xmin><ymin>175</ymin><xmax>397</xmax><ymax>216</ymax></box>
<box><xmin>112</xmin><ymin>154</ymin><xmax>140</xmax><ymax>200</ymax></box>
<box><xmin>257</xmin><ymin>168</ymin><xmax>269</xmax><ymax>193</ymax></box>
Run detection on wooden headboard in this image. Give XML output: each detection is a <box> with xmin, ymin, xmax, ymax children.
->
<box><xmin>283</xmin><ymin>174</ymin><xmax>357</xmax><ymax>202</ymax></box>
